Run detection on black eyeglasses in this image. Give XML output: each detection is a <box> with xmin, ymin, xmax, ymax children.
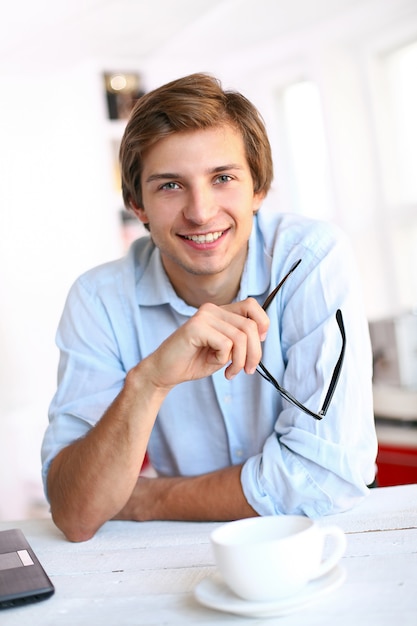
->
<box><xmin>257</xmin><ymin>259</ymin><xmax>346</xmax><ymax>420</ymax></box>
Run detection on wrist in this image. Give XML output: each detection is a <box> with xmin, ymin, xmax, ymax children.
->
<box><xmin>126</xmin><ymin>357</ymin><xmax>173</xmax><ymax>399</ymax></box>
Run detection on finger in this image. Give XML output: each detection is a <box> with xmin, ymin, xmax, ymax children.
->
<box><xmin>223</xmin><ymin>326</ymin><xmax>249</xmax><ymax>379</ymax></box>
<box><xmin>242</xmin><ymin>316</ymin><xmax>264</xmax><ymax>374</ymax></box>
<box><xmin>223</xmin><ymin>298</ymin><xmax>270</xmax><ymax>342</ymax></box>
<box><xmin>151</xmin><ymin>323</ymin><xmax>234</xmax><ymax>387</ymax></box>
<box><xmin>191</xmin><ymin>310</ymin><xmax>246</xmax><ymax>372</ymax></box>
<box><xmin>198</xmin><ymin>309</ymin><xmax>262</xmax><ymax>378</ymax></box>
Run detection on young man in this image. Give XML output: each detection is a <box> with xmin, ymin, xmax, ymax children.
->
<box><xmin>41</xmin><ymin>73</ymin><xmax>377</xmax><ymax>542</ymax></box>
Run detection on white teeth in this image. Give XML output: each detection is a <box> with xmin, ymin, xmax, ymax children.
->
<box><xmin>184</xmin><ymin>231</ymin><xmax>223</xmax><ymax>243</ymax></box>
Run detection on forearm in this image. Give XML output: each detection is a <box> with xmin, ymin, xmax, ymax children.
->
<box><xmin>115</xmin><ymin>464</ymin><xmax>258</xmax><ymax>522</ymax></box>
<box><xmin>47</xmin><ymin>364</ymin><xmax>169</xmax><ymax>542</ymax></box>
<box><xmin>47</xmin><ymin>298</ymin><xmax>268</xmax><ymax>540</ymax></box>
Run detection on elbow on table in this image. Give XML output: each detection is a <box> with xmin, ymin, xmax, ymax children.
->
<box><xmin>46</xmin><ymin>455</ymin><xmax>104</xmax><ymax>542</ymax></box>
<box><xmin>53</xmin><ymin>514</ymin><xmax>99</xmax><ymax>543</ymax></box>
<box><xmin>324</xmin><ymin>478</ymin><xmax>370</xmax><ymax>517</ymax></box>
<box><xmin>50</xmin><ymin>506</ymin><xmax>101</xmax><ymax>543</ymax></box>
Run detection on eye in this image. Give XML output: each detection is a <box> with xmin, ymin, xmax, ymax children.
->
<box><xmin>160</xmin><ymin>181</ymin><xmax>180</xmax><ymax>190</ymax></box>
<box><xmin>214</xmin><ymin>174</ymin><xmax>233</xmax><ymax>185</ymax></box>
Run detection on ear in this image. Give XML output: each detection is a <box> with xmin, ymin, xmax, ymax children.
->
<box><xmin>129</xmin><ymin>199</ymin><xmax>149</xmax><ymax>225</ymax></box>
<box><xmin>252</xmin><ymin>190</ymin><xmax>266</xmax><ymax>214</ymax></box>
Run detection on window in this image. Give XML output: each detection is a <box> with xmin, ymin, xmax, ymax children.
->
<box><xmin>374</xmin><ymin>39</ymin><xmax>417</xmax><ymax>311</ymax></box>
<box><xmin>378</xmin><ymin>40</ymin><xmax>417</xmax><ymax>207</ymax></box>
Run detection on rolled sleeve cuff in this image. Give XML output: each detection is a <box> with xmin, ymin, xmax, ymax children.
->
<box><xmin>240</xmin><ymin>438</ymin><xmax>364</xmax><ymax>518</ymax></box>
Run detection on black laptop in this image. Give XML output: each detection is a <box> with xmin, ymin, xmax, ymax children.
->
<box><xmin>0</xmin><ymin>528</ymin><xmax>55</xmax><ymax>608</ymax></box>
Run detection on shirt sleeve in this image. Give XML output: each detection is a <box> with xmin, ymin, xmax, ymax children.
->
<box><xmin>41</xmin><ymin>269</ymin><xmax>137</xmax><ymax>498</ymax></box>
<box><xmin>240</xmin><ymin>220</ymin><xmax>378</xmax><ymax>518</ymax></box>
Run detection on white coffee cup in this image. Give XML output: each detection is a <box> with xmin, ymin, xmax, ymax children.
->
<box><xmin>210</xmin><ymin>515</ymin><xmax>346</xmax><ymax>602</ymax></box>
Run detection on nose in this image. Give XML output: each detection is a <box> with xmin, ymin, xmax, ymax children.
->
<box><xmin>183</xmin><ymin>184</ymin><xmax>217</xmax><ymax>225</ymax></box>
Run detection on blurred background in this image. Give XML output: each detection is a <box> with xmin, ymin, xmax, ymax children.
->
<box><xmin>1</xmin><ymin>0</ymin><xmax>416</xmax><ymax>520</ymax></box>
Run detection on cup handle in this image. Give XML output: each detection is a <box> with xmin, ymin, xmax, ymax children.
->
<box><xmin>312</xmin><ymin>525</ymin><xmax>347</xmax><ymax>579</ymax></box>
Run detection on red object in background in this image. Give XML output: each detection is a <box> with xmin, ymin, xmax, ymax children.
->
<box><xmin>140</xmin><ymin>452</ymin><xmax>150</xmax><ymax>472</ymax></box>
<box><xmin>376</xmin><ymin>443</ymin><xmax>417</xmax><ymax>486</ymax></box>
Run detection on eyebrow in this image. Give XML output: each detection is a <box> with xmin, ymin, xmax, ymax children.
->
<box><xmin>144</xmin><ymin>163</ymin><xmax>245</xmax><ymax>184</ymax></box>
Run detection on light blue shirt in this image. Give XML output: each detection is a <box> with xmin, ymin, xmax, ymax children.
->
<box><xmin>41</xmin><ymin>211</ymin><xmax>377</xmax><ymax>517</ymax></box>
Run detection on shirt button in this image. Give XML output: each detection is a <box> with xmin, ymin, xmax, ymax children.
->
<box><xmin>224</xmin><ymin>395</ymin><xmax>232</xmax><ymax>404</ymax></box>
<box><xmin>235</xmin><ymin>449</ymin><xmax>244</xmax><ymax>458</ymax></box>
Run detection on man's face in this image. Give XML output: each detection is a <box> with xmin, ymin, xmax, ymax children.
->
<box><xmin>133</xmin><ymin>125</ymin><xmax>264</xmax><ymax>300</ymax></box>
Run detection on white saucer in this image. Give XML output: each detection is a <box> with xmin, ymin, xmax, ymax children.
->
<box><xmin>194</xmin><ymin>565</ymin><xmax>346</xmax><ymax>618</ymax></box>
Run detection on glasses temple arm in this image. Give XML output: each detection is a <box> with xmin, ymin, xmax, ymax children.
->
<box><xmin>262</xmin><ymin>259</ymin><xmax>302</xmax><ymax>312</ymax></box>
<box><xmin>257</xmin><ymin>361</ymin><xmax>324</xmax><ymax>420</ymax></box>
<box><xmin>318</xmin><ymin>309</ymin><xmax>346</xmax><ymax>417</ymax></box>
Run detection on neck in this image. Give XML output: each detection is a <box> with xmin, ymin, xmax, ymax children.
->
<box><xmin>175</xmin><ymin>275</ymin><xmax>241</xmax><ymax>308</ymax></box>
<box><xmin>162</xmin><ymin>256</ymin><xmax>246</xmax><ymax>308</ymax></box>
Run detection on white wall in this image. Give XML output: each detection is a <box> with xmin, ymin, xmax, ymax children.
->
<box><xmin>0</xmin><ymin>62</ymin><xmax>122</xmax><ymax>519</ymax></box>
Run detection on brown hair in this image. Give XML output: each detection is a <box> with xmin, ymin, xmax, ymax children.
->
<box><xmin>119</xmin><ymin>73</ymin><xmax>273</xmax><ymax>212</ymax></box>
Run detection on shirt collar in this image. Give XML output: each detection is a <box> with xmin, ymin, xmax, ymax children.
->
<box><xmin>136</xmin><ymin>246</ymin><xmax>196</xmax><ymax>316</ymax></box>
<box><xmin>238</xmin><ymin>214</ymin><xmax>271</xmax><ymax>303</ymax></box>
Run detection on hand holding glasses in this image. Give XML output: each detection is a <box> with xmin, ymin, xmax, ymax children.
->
<box><xmin>257</xmin><ymin>259</ymin><xmax>346</xmax><ymax>420</ymax></box>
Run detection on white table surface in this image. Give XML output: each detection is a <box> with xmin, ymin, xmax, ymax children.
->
<box><xmin>1</xmin><ymin>484</ymin><xmax>416</xmax><ymax>625</ymax></box>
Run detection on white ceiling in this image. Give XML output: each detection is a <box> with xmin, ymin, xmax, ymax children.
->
<box><xmin>0</xmin><ymin>0</ymin><xmax>367</xmax><ymax>73</ymax></box>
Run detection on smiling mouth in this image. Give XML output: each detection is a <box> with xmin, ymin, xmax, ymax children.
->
<box><xmin>182</xmin><ymin>231</ymin><xmax>224</xmax><ymax>244</ymax></box>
